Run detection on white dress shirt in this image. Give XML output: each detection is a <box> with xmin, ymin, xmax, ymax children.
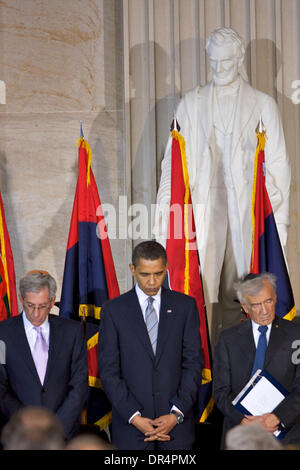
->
<box><xmin>22</xmin><ymin>311</ymin><xmax>50</xmax><ymax>354</ymax></box>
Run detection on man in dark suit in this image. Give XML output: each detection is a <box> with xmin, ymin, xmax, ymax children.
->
<box><xmin>98</xmin><ymin>241</ymin><xmax>203</xmax><ymax>450</ymax></box>
<box><xmin>0</xmin><ymin>270</ymin><xmax>88</xmax><ymax>441</ymax></box>
<box><xmin>213</xmin><ymin>272</ymin><xmax>300</xmax><ymax>447</ymax></box>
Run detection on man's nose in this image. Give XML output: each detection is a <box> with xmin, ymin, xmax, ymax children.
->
<box><xmin>261</xmin><ymin>302</ymin><xmax>268</xmax><ymax>314</ymax></box>
<box><xmin>148</xmin><ymin>275</ymin><xmax>156</xmax><ymax>285</ymax></box>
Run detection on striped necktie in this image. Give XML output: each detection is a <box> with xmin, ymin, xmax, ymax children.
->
<box><xmin>145</xmin><ymin>297</ymin><xmax>158</xmax><ymax>354</ymax></box>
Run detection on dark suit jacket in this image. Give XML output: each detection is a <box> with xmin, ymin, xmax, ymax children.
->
<box><xmin>98</xmin><ymin>287</ymin><xmax>203</xmax><ymax>450</ymax></box>
<box><xmin>213</xmin><ymin>317</ymin><xmax>300</xmax><ymax>447</ymax></box>
<box><xmin>0</xmin><ymin>313</ymin><xmax>88</xmax><ymax>439</ymax></box>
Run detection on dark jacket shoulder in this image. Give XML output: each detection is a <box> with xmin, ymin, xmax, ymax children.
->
<box><xmin>49</xmin><ymin>314</ymin><xmax>84</xmax><ymax>332</ymax></box>
<box><xmin>273</xmin><ymin>316</ymin><xmax>300</xmax><ymax>335</ymax></box>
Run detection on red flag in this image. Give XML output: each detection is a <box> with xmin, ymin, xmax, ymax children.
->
<box><xmin>0</xmin><ymin>191</ymin><xmax>18</xmax><ymax>320</ymax></box>
<box><xmin>166</xmin><ymin>123</ymin><xmax>213</xmax><ymax>422</ymax></box>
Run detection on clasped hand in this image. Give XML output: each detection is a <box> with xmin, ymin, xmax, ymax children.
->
<box><xmin>131</xmin><ymin>413</ymin><xmax>177</xmax><ymax>442</ymax></box>
<box><xmin>241</xmin><ymin>412</ymin><xmax>280</xmax><ymax>433</ymax></box>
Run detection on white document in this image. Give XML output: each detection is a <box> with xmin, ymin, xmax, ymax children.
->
<box><xmin>232</xmin><ymin>369</ymin><xmax>287</xmax><ymax>438</ymax></box>
<box><xmin>240</xmin><ymin>376</ymin><xmax>285</xmax><ymax>416</ymax></box>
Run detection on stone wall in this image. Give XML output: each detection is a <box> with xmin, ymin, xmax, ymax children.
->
<box><xmin>0</xmin><ymin>0</ymin><xmax>128</xmax><ymax>310</ymax></box>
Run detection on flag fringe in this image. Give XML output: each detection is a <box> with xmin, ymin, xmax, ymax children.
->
<box><xmin>171</xmin><ymin>129</ymin><xmax>191</xmax><ymax>296</ymax></box>
<box><xmin>94</xmin><ymin>411</ymin><xmax>112</xmax><ymax>431</ymax></box>
<box><xmin>79</xmin><ymin>304</ymin><xmax>101</xmax><ymax>319</ymax></box>
<box><xmin>77</xmin><ymin>137</ymin><xmax>92</xmax><ymax>186</ymax></box>
<box><xmin>199</xmin><ymin>397</ymin><xmax>214</xmax><ymax>423</ymax></box>
<box><xmin>251</xmin><ymin>131</ymin><xmax>266</xmax><ymax>271</ymax></box>
<box><xmin>283</xmin><ymin>305</ymin><xmax>296</xmax><ymax>321</ymax></box>
<box><xmin>88</xmin><ymin>376</ymin><xmax>102</xmax><ymax>388</ymax></box>
<box><xmin>202</xmin><ymin>367</ymin><xmax>212</xmax><ymax>384</ymax></box>
<box><xmin>87</xmin><ymin>332</ymin><xmax>99</xmax><ymax>350</ymax></box>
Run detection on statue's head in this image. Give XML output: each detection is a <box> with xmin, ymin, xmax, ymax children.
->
<box><xmin>205</xmin><ymin>27</ymin><xmax>245</xmax><ymax>86</ymax></box>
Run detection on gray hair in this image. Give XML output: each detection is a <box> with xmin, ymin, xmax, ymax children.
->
<box><xmin>19</xmin><ymin>270</ymin><xmax>57</xmax><ymax>300</ymax></box>
<box><xmin>205</xmin><ymin>27</ymin><xmax>245</xmax><ymax>60</ymax></box>
<box><xmin>235</xmin><ymin>272</ymin><xmax>277</xmax><ymax>307</ymax></box>
<box><xmin>225</xmin><ymin>423</ymin><xmax>282</xmax><ymax>450</ymax></box>
<box><xmin>1</xmin><ymin>406</ymin><xmax>65</xmax><ymax>450</ymax></box>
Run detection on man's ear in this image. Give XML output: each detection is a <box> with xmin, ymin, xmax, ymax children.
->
<box><xmin>241</xmin><ymin>303</ymin><xmax>249</xmax><ymax>315</ymax></box>
<box><xmin>129</xmin><ymin>264</ymin><xmax>135</xmax><ymax>276</ymax></box>
<box><xmin>18</xmin><ymin>294</ymin><xmax>24</xmax><ymax>304</ymax></box>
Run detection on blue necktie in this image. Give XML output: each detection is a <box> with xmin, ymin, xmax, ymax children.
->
<box><xmin>251</xmin><ymin>325</ymin><xmax>268</xmax><ymax>377</ymax></box>
<box><xmin>145</xmin><ymin>297</ymin><xmax>158</xmax><ymax>354</ymax></box>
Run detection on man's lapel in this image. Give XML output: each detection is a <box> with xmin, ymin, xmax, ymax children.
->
<box><xmin>43</xmin><ymin>314</ymin><xmax>63</xmax><ymax>385</ymax></box>
<box><xmin>13</xmin><ymin>314</ymin><xmax>41</xmax><ymax>384</ymax></box>
<box><xmin>155</xmin><ymin>289</ymin><xmax>176</xmax><ymax>365</ymax></box>
<box><xmin>264</xmin><ymin>318</ymin><xmax>285</xmax><ymax>369</ymax></box>
<box><xmin>237</xmin><ymin>320</ymin><xmax>257</xmax><ymax>379</ymax></box>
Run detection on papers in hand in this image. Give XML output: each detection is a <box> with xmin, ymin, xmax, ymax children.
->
<box><xmin>232</xmin><ymin>369</ymin><xmax>288</xmax><ymax>438</ymax></box>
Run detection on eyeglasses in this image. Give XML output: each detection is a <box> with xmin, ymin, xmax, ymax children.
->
<box><xmin>23</xmin><ymin>302</ymin><xmax>51</xmax><ymax>313</ymax></box>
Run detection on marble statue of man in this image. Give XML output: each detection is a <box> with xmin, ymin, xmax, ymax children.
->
<box><xmin>153</xmin><ymin>27</ymin><xmax>290</xmax><ymax>345</ymax></box>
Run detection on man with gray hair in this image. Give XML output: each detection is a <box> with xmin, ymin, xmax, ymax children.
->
<box><xmin>0</xmin><ymin>270</ymin><xmax>88</xmax><ymax>441</ymax></box>
<box><xmin>225</xmin><ymin>422</ymin><xmax>283</xmax><ymax>450</ymax></box>
<box><xmin>153</xmin><ymin>27</ymin><xmax>290</xmax><ymax>346</ymax></box>
<box><xmin>1</xmin><ymin>406</ymin><xmax>65</xmax><ymax>450</ymax></box>
<box><xmin>213</xmin><ymin>272</ymin><xmax>300</xmax><ymax>448</ymax></box>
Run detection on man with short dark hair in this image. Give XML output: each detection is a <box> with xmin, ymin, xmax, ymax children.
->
<box><xmin>213</xmin><ymin>272</ymin><xmax>300</xmax><ymax>447</ymax></box>
<box><xmin>0</xmin><ymin>270</ymin><xmax>88</xmax><ymax>440</ymax></box>
<box><xmin>98</xmin><ymin>241</ymin><xmax>203</xmax><ymax>450</ymax></box>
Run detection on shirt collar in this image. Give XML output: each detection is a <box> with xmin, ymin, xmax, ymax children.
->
<box><xmin>251</xmin><ymin>319</ymin><xmax>272</xmax><ymax>332</ymax></box>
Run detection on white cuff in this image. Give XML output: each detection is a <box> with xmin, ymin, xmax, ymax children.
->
<box><xmin>129</xmin><ymin>411</ymin><xmax>141</xmax><ymax>424</ymax></box>
<box><xmin>170</xmin><ymin>405</ymin><xmax>184</xmax><ymax>417</ymax></box>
